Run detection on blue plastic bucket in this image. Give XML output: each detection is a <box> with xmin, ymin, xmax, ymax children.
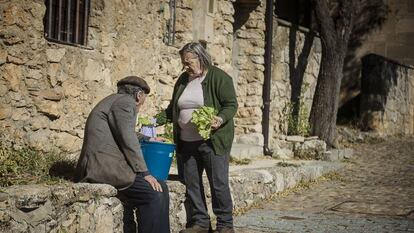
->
<box><xmin>140</xmin><ymin>141</ymin><xmax>176</xmax><ymax>180</ymax></box>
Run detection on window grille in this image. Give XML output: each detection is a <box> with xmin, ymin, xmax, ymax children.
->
<box><xmin>208</xmin><ymin>0</ymin><xmax>215</xmax><ymax>15</ymax></box>
<box><xmin>44</xmin><ymin>0</ymin><xmax>91</xmax><ymax>46</ymax></box>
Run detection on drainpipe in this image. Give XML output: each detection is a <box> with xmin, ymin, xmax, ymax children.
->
<box><xmin>262</xmin><ymin>0</ymin><xmax>274</xmax><ymax>156</ymax></box>
<box><xmin>167</xmin><ymin>0</ymin><xmax>176</xmax><ymax>45</ymax></box>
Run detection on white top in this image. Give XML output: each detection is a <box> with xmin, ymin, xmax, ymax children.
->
<box><xmin>177</xmin><ymin>76</ymin><xmax>205</xmax><ymax>141</ymax></box>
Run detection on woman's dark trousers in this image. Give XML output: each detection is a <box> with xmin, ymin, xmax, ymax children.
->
<box><xmin>180</xmin><ymin>140</ymin><xmax>233</xmax><ymax>229</ymax></box>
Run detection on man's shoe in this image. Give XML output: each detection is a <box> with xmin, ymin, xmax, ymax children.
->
<box><xmin>179</xmin><ymin>225</ymin><xmax>210</xmax><ymax>233</ymax></box>
<box><xmin>213</xmin><ymin>227</ymin><xmax>235</xmax><ymax>233</ymax></box>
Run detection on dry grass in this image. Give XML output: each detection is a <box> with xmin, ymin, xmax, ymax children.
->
<box><xmin>0</xmin><ymin>146</ymin><xmax>75</xmax><ymax>187</ymax></box>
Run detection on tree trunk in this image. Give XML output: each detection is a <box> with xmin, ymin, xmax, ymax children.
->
<box><xmin>310</xmin><ymin>0</ymin><xmax>355</xmax><ymax>147</ymax></box>
<box><xmin>310</xmin><ymin>46</ymin><xmax>347</xmax><ymax>147</ymax></box>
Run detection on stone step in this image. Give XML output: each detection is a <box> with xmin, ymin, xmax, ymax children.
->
<box><xmin>230</xmin><ymin>143</ymin><xmax>263</xmax><ymax>160</ymax></box>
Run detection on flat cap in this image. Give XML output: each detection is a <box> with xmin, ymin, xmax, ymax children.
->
<box><xmin>117</xmin><ymin>76</ymin><xmax>150</xmax><ymax>94</ymax></box>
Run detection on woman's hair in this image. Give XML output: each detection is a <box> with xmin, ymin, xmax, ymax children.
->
<box><xmin>179</xmin><ymin>42</ymin><xmax>212</xmax><ymax>69</ymax></box>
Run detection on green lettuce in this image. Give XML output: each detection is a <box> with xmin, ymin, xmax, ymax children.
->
<box><xmin>191</xmin><ymin>106</ymin><xmax>218</xmax><ymax>140</ymax></box>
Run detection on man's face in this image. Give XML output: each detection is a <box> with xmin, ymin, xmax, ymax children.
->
<box><xmin>135</xmin><ymin>91</ymin><xmax>147</xmax><ymax>112</ymax></box>
<box><xmin>181</xmin><ymin>52</ymin><xmax>202</xmax><ymax>78</ymax></box>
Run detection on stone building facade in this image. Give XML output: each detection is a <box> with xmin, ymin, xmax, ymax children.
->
<box><xmin>0</xmin><ymin>0</ymin><xmax>321</xmax><ymax>155</ymax></box>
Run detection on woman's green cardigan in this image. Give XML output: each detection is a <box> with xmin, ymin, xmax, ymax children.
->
<box><xmin>157</xmin><ymin>66</ymin><xmax>238</xmax><ymax>156</ymax></box>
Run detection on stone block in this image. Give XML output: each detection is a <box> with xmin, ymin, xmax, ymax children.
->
<box><xmin>251</xmin><ymin>55</ymin><xmax>264</xmax><ymax>64</ymax></box>
<box><xmin>54</xmin><ymin>132</ymin><xmax>82</xmax><ymax>153</ymax></box>
<box><xmin>46</xmin><ymin>49</ymin><xmax>66</xmax><ymax>63</ymax></box>
<box><xmin>35</xmin><ymin>100</ymin><xmax>60</xmax><ymax>118</ymax></box>
<box><xmin>0</xmin><ymin>105</ymin><xmax>11</xmax><ymax>120</ymax></box>
<box><xmin>274</xmin><ymin>148</ymin><xmax>294</xmax><ymax>160</ymax></box>
<box><xmin>11</xmin><ymin>107</ymin><xmax>30</xmax><ymax>121</ymax></box>
<box><xmin>230</xmin><ymin>143</ymin><xmax>263</xmax><ymax>160</ymax></box>
<box><xmin>0</xmin><ymin>50</ymin><xmax>7</xmax><ymax>65</ymax></box>
<box><xmin>294</xmin><ymin>139</ymin><xmax>327</xmax><ymax>160</ymax></box>
<box><xmin>84</xmin><ymin>59</ymin><xmax>103</xmax><ymax>81</ymax></box>
<box><xmin>286</xmin><ymin>135</ymin><xmax>305</xmax><ymax>143</ymax></box>
<box><xmin>3</xmin><ymin>63</ymin><xmax>22</xmax><ymax>92</ymax></box>
<box><xmin>26</xmin><ymin>68</ymin><xmax>43</xmax><ymax>80</ymax></box>
<box><xmin>38</xmin><ymin>89</ymin><xmax>64</xmax><ymax>101</ymax></box>
<box><xmin>219</xmin><ymin>0</ymin><xmax>235</xmax><ymax>15</ymax></box>
<box><xmin>29</xmin><ymin>116</ymin><xmax>49</xmax><ymax>131</ymax></box>
<box><xmin>253</xmin><ymin>170</ymin><xmax>274</xmax><ymax>184</ymax></box>
<box><xmin>237</xmin><ymin>133</ymin><xmax>264</xmax><ymax>146</ymax></box>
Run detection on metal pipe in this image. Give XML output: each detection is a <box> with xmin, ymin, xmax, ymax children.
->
<box><xmin>167</xmin><ymin>0</ymin><xmax>172</xmax><ymax>45</ymax></box>
<box><xmin>262</xmin><ymin>0</ymin><xmax>274</xmax><ymax>156</ymax></box>
<box><xmin>171</xmin><ymin>0</ymin><xmax>176</xmax><ymax>45</ymax></box>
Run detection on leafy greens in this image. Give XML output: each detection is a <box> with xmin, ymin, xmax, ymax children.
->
<box><xmin>191</xmin><ymin>106</ymin><xmax>218</xmax><ymax>140</ymax></box>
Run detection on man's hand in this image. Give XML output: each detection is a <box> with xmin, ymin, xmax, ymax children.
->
<box><xmin>144</xmin><ymin>175</ymin><xmax>163</xmax><ymax>192</ymax></box>
<box><xmin>211</xmin><ymin>116</ymin><xmax>223</xmax><ymax>130</ymax></box>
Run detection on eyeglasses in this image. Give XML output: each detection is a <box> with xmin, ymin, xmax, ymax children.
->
<box><xmin>182</xmin><ymin>56</ymin><xmax>199</xmax><ymax>66</ymax></box>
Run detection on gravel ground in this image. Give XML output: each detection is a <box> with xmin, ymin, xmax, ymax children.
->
<box><xmin>234</xmin><ymin>137</ymin><xmax>414</xmax><ymax>233</ymax></box>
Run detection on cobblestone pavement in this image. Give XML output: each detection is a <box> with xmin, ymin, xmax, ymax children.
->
<box><xmin>234</xmin><ymin>137</ymin><xmax>414</xmax><ymax>233</ymax></box>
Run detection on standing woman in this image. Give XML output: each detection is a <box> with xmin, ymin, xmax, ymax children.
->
<box><xmin>157</xmin><ymin>42</ymin><xmax>238</xmax><ymax>233</ymax></box>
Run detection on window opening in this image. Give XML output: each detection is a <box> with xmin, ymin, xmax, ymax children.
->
<box><xmin>44</xmin><ymin>0</ymin><xmax>91</xmax><ymax>46</ymax></box>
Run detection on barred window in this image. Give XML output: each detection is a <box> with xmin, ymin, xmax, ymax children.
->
<box><xmin>44</xmin><ymin>0</ymin><xmax>91</xmax><ymax>46</ymax></box>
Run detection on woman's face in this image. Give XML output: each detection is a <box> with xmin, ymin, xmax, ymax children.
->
<box><xmin>181</xmin><ymin>52</ymin><xmax>203</xmax><ymax>78</ymax></box>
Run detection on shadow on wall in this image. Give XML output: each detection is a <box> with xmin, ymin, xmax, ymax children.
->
<box><xmin>288</xmin><ymin>24</ymin><xmax>314</xmax><ymax>135</ymax></box>
<box><xmin>340</xmin><ymin>0</ymin><xmax>389</xmax><ymax>107</ymax></box>
<box><xmin>337</xmin><ymin>54</ymin><xmax>400</xmax><ymax>128</ymax></box>
<box><xmin>359</xmin><ymin>53</ymin><xmax>400</xmax><ymax>130</ymax></box>
<box><xmin>233</xmin><ymin>1</ymin><xmax>260</xmax><ymax>32</ymax></box>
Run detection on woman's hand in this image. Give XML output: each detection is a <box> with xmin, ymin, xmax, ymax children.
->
<box><xmin>211</xmin><ymin>116</ymin><xmax>223</xmax><ymax>130</ymax></box>
<box><xmin>144</xmin><ymin>175</ymin><xmax>163</xmax><ymax>192</ymax></box>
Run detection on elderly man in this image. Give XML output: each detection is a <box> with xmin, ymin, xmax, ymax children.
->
<box><xmin>75</xmin><ymin>76</ymin><xmax>170</xmax><ymax>233</ymax></box>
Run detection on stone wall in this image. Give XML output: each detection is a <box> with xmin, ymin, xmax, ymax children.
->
<box><xmin>360</xmin><ymin>54</ymin><xmax>414</xmax><ymax>135</ymax></box>
<box><xmin>0</xmin><ymin>0</ymin><xmax>321</xmax><ymax>154</ymax></box>
<box><xmin>0</xmin><ymin>183</ymin><xmax>123</xmax><ymax>233</ymax></box>
<box><xmin>269</xmin><ymin>21</ymin><xmax>321</xmax><ymax>151</ymax></box>
<box><xmin>0</xmin><ymin>0</ymin><xmax>179</xmax><ymax>154</ymax></box>
<box><xmin>231</xmin><ymin>1</ymin><xmax>266</xmax><ymax>145</ymax></box>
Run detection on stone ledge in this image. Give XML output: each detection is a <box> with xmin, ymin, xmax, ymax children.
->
<box><xmin>0</xmin><ymin>160</ymin><xmax>342</xmax><ymax>233</ymax></box>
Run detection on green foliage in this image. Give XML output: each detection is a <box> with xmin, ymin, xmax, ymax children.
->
<box><xmin>137</xmin><ymin>115</ymin><xmax>152</xmax><ymax>126</ymax></box>
<box><xmin>154</xmin><ymin>112</ymin><xmax>170</xmax><ymax>126</ymax></box>
<box><xmin>158</xmin><ymin>122</ymin><xmax>174</xmax><ymax>143</ymax></box>
<box><xmin>282</xmin><ymin>86</ymin><xmax>311</xmax><ymax>136</ymax></box>
<box><xmin>191</xmin><ymin>106</ymin><xmax>218</xmax><ymax>140</ymax></box>
<box><xmin>229</xmin><ymin>157</ymin><xmax>251</xmax><ymax>165</ymax></box>
<box><xmin>0</xmin><ymin>146</ymin><xmax>75</xmax><ymax>187</ymax></box>
<box><xmin>277</xmin><ymin>161</ymin><xmax>300</xmax><ymax>167</ymax></box>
